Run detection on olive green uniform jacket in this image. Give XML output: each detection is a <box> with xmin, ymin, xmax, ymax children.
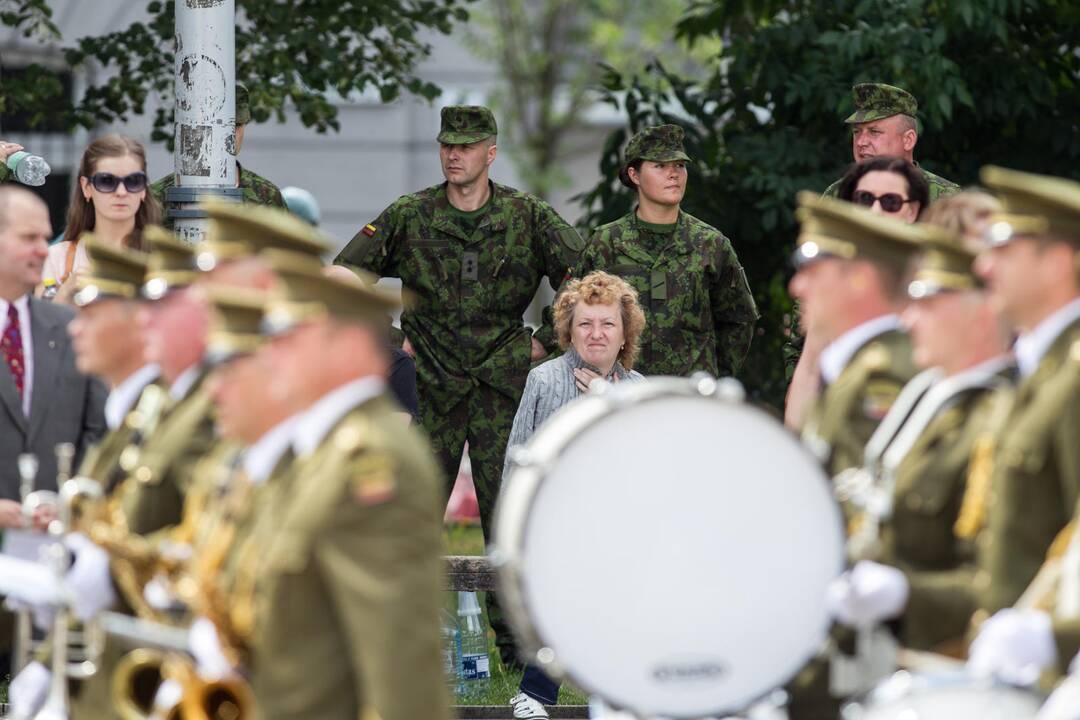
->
<box><xmin>249</xmin><ymin>393</ymin><xmax>449</xmax><ymax>720</ymax></box>
<box><xmin>800</xmin><ymin>328</ymin><xmax>917</xmax><ymax>478</ymax></box>
<box><xmin>978</xmin><ymin>319</ymin><xmax>1080</xmax><ymax>618</ymax></box>
<box><xmin>576</xmin><ymin>209</ymin><xmax>758</xmax><ymax>377</ymax></box>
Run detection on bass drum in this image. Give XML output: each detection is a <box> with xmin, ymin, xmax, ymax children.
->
<box><xmin>840</xmin><ymin>670</ymin><xmax>1043</xmax><ymax>719</ymax></box>
<box><xmin>492</xmin><ymin>376</ymin><xmax>844</xmax><ymax>718</ymax></box>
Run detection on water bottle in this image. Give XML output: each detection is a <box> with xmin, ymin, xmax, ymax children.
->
<box><xmin>6</xmin><ymin>151</ymin><xmax>51</xmax><ymax>186</ymax></box>
<box><xmin>457</xmin><ymin>591</ymin><xmax>490</xmax><ymax>698</ymax></box>
<box><xmin>441</xmin><ymin>608</ymin><xmax>463</xmax><ymax>695</ymax></box>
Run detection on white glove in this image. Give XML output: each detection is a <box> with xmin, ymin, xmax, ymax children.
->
<box><xmin>968</xmin><ymin>608</ymin><xmax>1057</xmax><ymax>686</ymax></box>
<box><xmin>9</xmin><ymin>660</ymin><xmax>51</xmax><ymax>718</ymax></box>
<box><xmin>826</xmin><ymin>560</ymin><xmax>910</xmax><ymax>627</ymax></box>
<box><xmin>64</xmin><ymin>532</ymin><xmax>117</xmax><ymax>621</ymax></box>
<box><xmin>1039</xmin><ymin>673</ymin><xmax>1080</xmax><ymax>720</ymax></box>
<box><xmin>190</xmin><ymin>616</ymin><xmax>233</xmax><ymax>681</ymax></box>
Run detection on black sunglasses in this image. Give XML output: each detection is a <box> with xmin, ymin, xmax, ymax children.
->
<box><xmin>88</xmin><ymin>171</ymin><xmax>148</xmax><ymax>194</ymax></box>
<box><xmin>852</xmin><ymin>190</ymin><xmax>913</xmax><ymax>213</ymax></box>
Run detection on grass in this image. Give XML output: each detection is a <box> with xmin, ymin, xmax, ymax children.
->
<box><xmin>442</xmin><ymin>523</ymin><xmax>589</xmax><ymax>708</ymax></box>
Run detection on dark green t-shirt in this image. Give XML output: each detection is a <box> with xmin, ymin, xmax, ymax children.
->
<box><xmin>636</xmin><ymin>217</ymin><xmax>677</xmax><ymax>255</ymax></box>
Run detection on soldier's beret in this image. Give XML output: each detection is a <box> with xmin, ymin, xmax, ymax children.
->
<box><xmin>195</xmin><ymin>199</ymin><xmax>331</xmax><ymax>273</ymax></box>
<box><xmin>236</xmin><ymin>82</ymin><xmax>251</xmax><ymax>125</ymax></box>
<box><xmin>73</xmin><ymin>236</ymin><xmax>149</xmax><ymax>307</ymax></box>
<box><xmin>844</xmin><ymin>83</ymin><xmax>918</xmax><ymax>124</ymax></box>
<box><xmin>142</xmin><ymin>225</ymin><xmax>198</xmax><ymax>300</ymax></box>
<box><xmin>203</xmin><ymin>285</ymin><xmax>268</xmax><ymax>366</ymax></box>
<box><xmin>437</xmin><ymin>105</ymin><xmax>497</xmax><ymax>145</ymax></box>
<box><xmin>793</xmin><ymin>191</ymin><xmax>943</xmax><ymax>271</ymax></box>
<box><xmin>980</xmin><ymin>166</ymin><xmax>1080</xmax><ymax>248</ymax></box>
<box><xmin>260</xmin><ymin>250</ymin><xmax>400</xmax><ymax>335</ymax></box>
<box><xmin>619</xmin><ymin>124</ymin><xmax>691</xmax><ymax>189</ymax></box>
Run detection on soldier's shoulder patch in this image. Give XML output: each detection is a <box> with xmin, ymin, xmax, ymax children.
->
<box><xmin>350</xmin><ymin>451</ymin><xmax>397</xmax><ymax>506</ymax></box>
<box><xmin>552</xmin><ymin>226</ymin><xmax>585</xmax><ymax>253</ymax></box>
<box><xmin>862</xmin><ymin>379</ymin><xmax>901</xmax><ymax>420</ymax></box>
<box><xmin>361</xmin><ymin>223</ymin><xmax>377</xmax><ymax>237</ymax></box>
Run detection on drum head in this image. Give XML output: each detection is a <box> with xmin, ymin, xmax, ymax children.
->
<box><xmin>494</xmin><ymin>378</ymin><xmax>844</xmax><ymax>718</ymax></box>
<box><xmin>842</xmin><ymin>670</ymin><xmax>1044</xmax><ymax>719</ymax></box>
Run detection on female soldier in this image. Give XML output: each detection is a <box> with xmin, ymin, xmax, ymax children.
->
<box><xmin>576</xmin><ymin>125</ymin><xmax>757</xmax><ymax>378</ymax></box>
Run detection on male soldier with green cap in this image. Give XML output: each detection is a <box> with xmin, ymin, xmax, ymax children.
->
<box><xmin>245</xmin><ymin>253</ymin><xmax>449</xmax><ymax>720</ymax></box>
<box><xmin>824</xmin><ymin>83</ymin><xmax>960</xmax><ymax>201</ymax></box>
<box><xmin>822</xmin><ymin>195</ymin><xmax>1014</xmax><ymax>662</ymax></box>
<box><xmin>576</xmin><ymin>124</ymin><xmax>757</xmax><ymax>378</ymax></box>
<box><xmin>785</xmin><ymin>193</ymin><xmax>919</xmax><ymax>720</ymax></box>
<box><xmin>151</xmin><ymin>83</ymin><xmax>287</xmax><ymax>229</ymax></box>
<box><xmin>956</xmin><ymin>168</ymin><xmax>1080</xmax><ymax>689</ymax></box>
<box><xmin>330</xmin><ymin>104</ymin><xmax>583</xmax><ymax>668</ymax></box>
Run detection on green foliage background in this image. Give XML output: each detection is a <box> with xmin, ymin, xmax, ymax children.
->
<box><xmin>575</xmin><ymin>0</ymin><xmax>1080</xmax><ymax>409</ymax></box>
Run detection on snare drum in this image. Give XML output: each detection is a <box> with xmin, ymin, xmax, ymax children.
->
<box><xmin>841</xmin><ymin>670</ymin><xmax>1043</xmax><ymax>719</ymax></box>
<box><xmin>493</xmin><ymin>376</ymin><xmax>845</xmax><ymax>718</ymax></box>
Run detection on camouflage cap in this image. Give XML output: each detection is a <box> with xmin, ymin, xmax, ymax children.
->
<box><xmin>142</xmin><ymin>225</ymin><xmax>198</xmax><ymax>300</ymax></box>
<box><xmin>437</xmin><ymin>105</ymin><xmax>497</xmax><ymax>144</ymax></box>
<box><xmin>203</xmin><ymin>285</ymin><xmax>268</xmax><ymax>366</ymax></box>
<box><xmin>73</xmin><ymin>235</ymin><xmax>149</xmax><ymax>307</ymax></box>
<box><xmin>981</xmin><ymin>166</ymin><xmax>1080</xmax><ymax>248</ymax></box>
<box><xmin>844</xmin><ymin>83</ymin><xmax>918</xmax><ymax>124</ymax></box>
<box><xmin>236</xmin><ymin>82</ymin><xmax>251</xmax><ymax>125</ymax></box>
<box><xmin>260</xmin><ymin>250</ymin><xmax>400</xmax><ymax>335</ymax></box>
<box><xmin>619</xmin><ymin>124</ymin><xmax>691</xmax><ymax>189</ymax></box>
<box><xmin>195</xmin><ymin>199</ymin><xmax>331</xmax><ymax>272</ymax></box>
<box><xmin>793</xmin><ymin>191</ymin><xmax>932</xmax><ymax>270</ymax></box>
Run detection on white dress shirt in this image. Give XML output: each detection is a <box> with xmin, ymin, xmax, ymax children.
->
<box><xmin>292</xmin><ymin>376</ymin><xmax>386</xmax><ymax>457</ymax></box>
<box><xmin>1014</xmin><ymin>296</ymin><xmax>1080</xmax><ymax>378</ymax></box>
<box><xmin>243</xmin><ymin>416</ymin><xmax>300</xmax><ymax>485</ymax></box>
<box><xmin>0</xmin><ymin>295</ymin><xmax>34</xmax><ymax>416</ymax></box>
<box><xmin>169</xmin><ymin>363</ymin><xmax>203</xmax><ymax>402</ymax></box>
<box><xmin>103</xmin><ymin>364</ymin><xmax>160</xmax><ymax>431</ymax></box>
<box><xmin>818</xmin><ymin>314</ymin><xmax>903</xmax><ymax>385</ymax></box>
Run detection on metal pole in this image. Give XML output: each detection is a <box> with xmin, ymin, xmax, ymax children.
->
<box><xmin>168</xmin><ymin>0</ymin><xmax>242</xmax><ymax>244</ymax></box>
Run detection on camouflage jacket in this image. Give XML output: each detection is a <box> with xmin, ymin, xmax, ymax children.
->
<box><xmin>333</xmin><ymin>181</ymin><xmax>583</xmax><ymax>412</ymax></box>
<box><xmin>0</xmin><ymin>163</ymin><xmax>9</xmax><ymax>183</ymax></box>
<box><xmin>150</xmin><ymin>162</ymin><xmax>286</xmax><ymax>230</ymax></box>
<box><xmin>823</xmin><ymin>164</ymin><xmax>961</xmax><ymax>202</ymax></box>
<box><xmin>576</xmin><ymin>210</ymin><xmax>757</xmax><ymax>377</ymax></box>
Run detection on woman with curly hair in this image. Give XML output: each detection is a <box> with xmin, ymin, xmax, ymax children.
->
<box><xmin>501</xmin><ymin>270</ymin><xmax>646</xmax><ymax>719</ymax></box>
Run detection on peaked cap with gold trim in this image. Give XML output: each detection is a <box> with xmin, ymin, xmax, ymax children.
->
<box><xmin>980</xmin><ymin>166</ymin><xmax>1080</xmax><ymax>248</ymax></box>
<box><xmin>793</xmin><ymin>191</ymin><xmax>926</xmax><ymax>270</ymax></box>
<box><xmin>260</xmin><ymin>249</ymin><xmax>399</xmax><ymax>335</ymax></box>
<box><xmin>195</xmin><ymin>199</ymin><xmax>331</xmax><ymax>272</ymax></box>
<box><xmin>203</xmin><ymin>285</ymin><xmax>269</xmax><ymax>366</ymax></box>
<box><xmin>73</xmin><ymin>235</ymin><xmax>149</xmax><ymax>307</ymax></box>
<box><xmin>906</xmin><ymin>225</ymin><xmax>980</xmax><ymax>299</ymax></box>
<box><xmin>142</xmin><ymin>225</ymin><xmax>197</xmax><ymax>300</ymax></box>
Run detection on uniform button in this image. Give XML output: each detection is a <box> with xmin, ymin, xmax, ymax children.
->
<box><xmin>135</xmin><ymin>466</ymin><xmax>153</xmax><ymax>484</ymax></box>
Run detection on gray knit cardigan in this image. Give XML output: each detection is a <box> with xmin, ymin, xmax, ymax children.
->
<box><xmin>500</xmin><ymin>347</ymin><xmax>645</xmax><ymax>484</ymax></box>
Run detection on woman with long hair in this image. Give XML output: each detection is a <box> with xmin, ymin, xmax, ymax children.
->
<box><xmin>42</xmin><ymin>134</ymin><xmax>160</xmax><ymax>295</ymax></box>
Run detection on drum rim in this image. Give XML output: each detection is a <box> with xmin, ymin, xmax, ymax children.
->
<box><xmin>840</xmin><ymin>669</ymin><xmax>1047</xmax><ymax>717</ymax></box>
<box><xmin>491</xmin><ymin>375</ymin><xmax>838</xmax><ymax>716</ymax></box>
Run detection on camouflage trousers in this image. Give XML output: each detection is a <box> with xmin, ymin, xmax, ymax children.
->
<box><xmin>419</xmin><ymin>381</ymin><xmax>522</xmax><ymax>669</ymax></box>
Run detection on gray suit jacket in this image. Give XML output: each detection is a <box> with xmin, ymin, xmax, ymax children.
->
<box><xmin>0</xmin><ymin>296</ymin><xmax>107</xmax><ymax>499</ymax></box>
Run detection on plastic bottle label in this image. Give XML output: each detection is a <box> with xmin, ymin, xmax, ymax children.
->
<box><xmin>461</xmin><ymin>653</ymin><xmax>490</xmax><ymax>680</ymax></box>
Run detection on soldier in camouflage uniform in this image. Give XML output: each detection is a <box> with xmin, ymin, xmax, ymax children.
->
<box><xmin>331</xmin><ymin>105</ymin><xmax>583</xmax><ymax>667</ymax></box>
<box><xmin>150</xmin><ymin>83</ymin><xmax>286</xmax><ymax>229</ymax></box>
<box><xmin>823</xmin><ymin>83</ymin><xmax>960</xmax><ymax>201</ymax></box>
<box><xmin>958</xmin><ymin>168</ymin><xmax>1080</xmax><ymax>686</ymax></box>
<box><xmin>786</xmin><ymin>193</ymin><xmax>919</xmax><ymax>720</ymax></box>
<box><xmin>576</xmin><ymin>124</ymin><xmax>757</xmax><ymax>377</ymax></box>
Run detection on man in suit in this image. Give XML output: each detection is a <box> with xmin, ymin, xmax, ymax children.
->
<box><xmin>0</xmin><ymin>185</ymin><xmax>106</xmax><ymax>516</ymax></box>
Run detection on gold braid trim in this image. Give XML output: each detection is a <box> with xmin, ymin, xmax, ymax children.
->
<box><xmin>954</xmin><ymin>435</ymin><xmax>994</xmax><ymax>539</ymax></box>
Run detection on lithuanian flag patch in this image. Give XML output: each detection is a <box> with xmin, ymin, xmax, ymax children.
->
<box><xmin>361</xmin><ymin>223</ymin><xmax>377</xmax><ymax>237</ymax></box>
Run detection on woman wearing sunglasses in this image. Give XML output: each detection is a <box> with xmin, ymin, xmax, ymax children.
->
<box><xmin>41</xmin><ymin>134</ymin><xmax>160</xmax><ymax>297</ymax></box>
<box><xmin>837</xmin><ymin>155</ymin><xmax>931</xmax><ymax>223</ymax></box>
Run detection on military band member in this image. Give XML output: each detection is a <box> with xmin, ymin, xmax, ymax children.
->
<box><xmin>790</xmin><ymin>192</ymin><xmax>919</xmax><ymax>477</ymax></box>
<box><xmin>959</xmin><ymin>168</ymin><xmax>1080</xmax><ymax>686</ymax></box>
<box><xmin>575</xmin><ymin>124</ymin><xmax>757</xmax><ymax>378</ymax></box>
<box><xmin>825</xmin><ymin>194</ymin><xmax>1014</xmax><ymax>653</ymax></box>
<box><xmin>331</xmin><ymin>104</ymin><xmax>583</xmax><ymax>666</ymax></box>
<box><xmin>246</xmin><ymin>253</ymin><xmax>450</xmax><ymax>720</ymax></box>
